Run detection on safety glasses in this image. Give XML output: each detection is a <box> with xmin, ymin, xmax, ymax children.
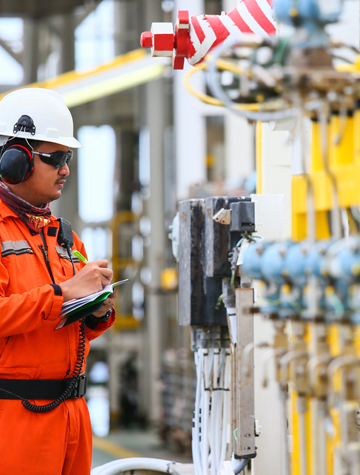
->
<box><xmin>33</xmin><ymin>150</ymin><xmax>73</xmax><ymax>168</ymax></box>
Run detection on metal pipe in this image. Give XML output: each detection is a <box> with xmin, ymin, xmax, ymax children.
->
<box><xmin>318</xmin><ymin>101</ymin><xmax>342</xmax><ymax>240</ymax></box>
<box><xmin>280</xmin><ymin>350</ymin><xmax>309</xmax><ymax>385</ymax></box>
<box><xmin>318</xmin><ymin>402</ymin><xmax>327</xmax><ymax>475</ymax></box>
<box><xmin>262</xmin><ymin>349</ymin><xmax>275</xmax><ymax>387</ymax></box>
<box><xmin>306</xmin><ymin>353</ymin><xmax>333</xmax><ymax>392</ymax></box>
<box><xmin>243</xmin><ymin>342</ymin><xmax>269</xmax><ymax>378</ymax></box>
<box><xmin>328</xmin><ymin>355</ymin><xmax>359</xmax><ymax>382</ymax></box>
<box><xmin>262</xmin><ymin>348</ymin><xmax>287</xmax><ymax>387</ymax></box>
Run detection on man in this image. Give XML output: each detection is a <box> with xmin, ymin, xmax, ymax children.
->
<box><xmin>0</xmin><ymin>88</ymin><xmax>116</xmax><ymax>474</ymax></box>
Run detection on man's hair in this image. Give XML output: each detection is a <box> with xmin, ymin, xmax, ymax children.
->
<box><xmin>1</xmin><ymin>137</ymin><xmax>44</xmax><ymax>155</ymax></box>
<box><xmin>27</xmin><ymin>139</ymin><xmax>44</xmax><ymax>151</ymax></box>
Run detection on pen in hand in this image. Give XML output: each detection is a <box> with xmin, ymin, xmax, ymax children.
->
<box><xmin>73</xmin><ymin>250</ymin><xmax>89</xmax><ymax>264</ymax></box>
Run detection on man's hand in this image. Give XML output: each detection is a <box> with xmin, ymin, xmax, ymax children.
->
<box><xmin>92</xmin><ymin>291</ymin><xmax>116</xmax><ymax>318</ymax></box>
<box><xmin>59</xmin><ymin>260</ymin><xmax>113</xmax><ymax>302</ymax></box>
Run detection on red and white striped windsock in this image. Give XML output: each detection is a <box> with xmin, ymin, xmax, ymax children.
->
<box><xmin>140</xmin><ymin>0</ymin><xmax>277</xmax><ymax>69</ymax></box>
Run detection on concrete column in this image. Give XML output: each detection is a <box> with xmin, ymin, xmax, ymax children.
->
<box><xmin>135</xmin><ymin>0</ymin><xmax>167</xmax><ymax>425</ymax></box>
<box><xmin>173</xmin><ymin>0</ymin><xmax>206</xmax><ymax>200</ymax></box>
<box><xmin>23</xmin><ymin>18</ymin><xmax>40</xmax><ymax>84</ymax></box>
<box><xmin>223</xmin><ymin>0</ymin><xmax>255</xmax><ymax>183</ymax></box>
<box><xmin>113</xmin><ymin>1</ymin><xmax>139</xmax><ymax>55</ymax></box>
<box><xmin>142</xmin><ymin>77</ymin><xmax>168</xmax><ymax>423</ymax></box>
<box><xmin>52</xmin><ymin>13</ymin><xmax>77</xmax><ymax>226</ymax></box>
<box><xmin>59</xmin><ymin>13</ymin><xmax>75</xmax><ymax>73</ymax></box>
<box><xmin>116</xmin><ymin>126</ymin><xmax>138</xmax><ymax>212</ymax></box>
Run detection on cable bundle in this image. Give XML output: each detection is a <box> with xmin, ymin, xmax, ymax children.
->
<box><xmin>192</xmin><ymin>348</ymin><xmax>230</xmax><ymax>475</ymax></box>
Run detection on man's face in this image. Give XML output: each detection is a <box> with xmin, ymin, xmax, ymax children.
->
<box><xmin>7</xmin><ymin>141</ymin><xmax>71</xmax><ymax>207</ymax></box>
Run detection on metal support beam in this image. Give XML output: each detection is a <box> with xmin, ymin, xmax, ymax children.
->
<box><xmin>0</xmin><ymin>38</ymin><xmax>23</xmax><ymax>64</ymax></box>
<box><xmin>143</xmin><ymin>76</ymin><xmax>167</xmax><ymax>423</ymax></box>
<box><xmin>232</xmin><ymin>288</ymin><xmax>256</xmax><ymax>458</ymax></box>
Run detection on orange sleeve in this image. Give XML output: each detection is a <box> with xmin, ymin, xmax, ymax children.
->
<box><xmin>85</xmin><ymin>309</ymin><xmax>116</xmax><ymax>341</ymax></box>
<box><xmin>0</xmin><ymin>258</ymin><xmax>63</xmax><ymax>337</ymax></box>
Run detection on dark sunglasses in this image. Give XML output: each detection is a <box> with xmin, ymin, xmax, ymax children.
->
<box><xmin>33</xmin><ymin>150</ymin><xmax>73</xmax><ymax>168</ymax></box>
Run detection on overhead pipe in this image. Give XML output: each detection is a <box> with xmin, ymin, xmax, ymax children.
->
<box><xmin>140</xmin><ymin>0</ymin><xmax>276</xmax><ymax>69</ymax></box>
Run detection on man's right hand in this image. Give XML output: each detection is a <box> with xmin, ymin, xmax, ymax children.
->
<box><xmin>59</xmin><ymin>260</ymin><xmax>113</xmax><ymax>302</ymax></box>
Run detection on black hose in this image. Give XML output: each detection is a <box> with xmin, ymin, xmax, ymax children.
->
<box><xmin>22</xmin><ymin>225</ymin><xmax>83</xmax><ymax>412</ymax></box>
<box><xmin>22</xmin><ymin>319</ymin><xmax>86</xmax><ymax>412</ymax></box>
<box><xmin>234</xmin><ymin>459</ymin><xmax>250</xmax><ymax>475</ymax></box>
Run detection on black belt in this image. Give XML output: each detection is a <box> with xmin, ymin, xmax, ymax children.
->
<box><xmin>0</xmin><ymin>374</ymin><xmax>87</xmax><ymax>400</ymax></box>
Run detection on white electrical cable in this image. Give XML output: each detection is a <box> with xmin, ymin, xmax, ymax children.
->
<box><xmin>202</xmin><ymin>350</ymin><xmax>211</xmax><ymax>475</ymax></box>
<box><xmin>91</xmin><ymin>458</ymin><xmax>176</xmax><ymax>475</ymax></box>
<box><xmin>193</xmin><ymin>350</ymin><xmax>203</xmax><ymax>475</ymax></box>
<box><xmin>215</xmin><ymin>351</ymin><xmax>222</xmax><ymax>469</ymax></box>
<box><xmin>219</xmin><ymin>353</ymin><xmax>230</xmax><ymax>469</ymax></box>
<box><xmin>210</xmin><ymin>351</ymin><xmax>219</xmax><ymax>475</ymax></box>
<box><xmin>192</xmin><ymin>347</ymin><xmax>230</xmax><ymax>475</ymax></box>
<box><xmin>198</xmin><ymin>349</ymin><xmax>206</xmax><ymax>475</ymax></box>
<box><xmin>214</xmin><ymin>392</ymin><xmax>221</xmax><ymax>472</ymax></box>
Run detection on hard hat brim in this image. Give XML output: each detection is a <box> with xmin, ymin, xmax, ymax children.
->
<box><xmin>0</xmin><ymin>132</ymin><xmax>83</xmax><ymax>149</ymax></box>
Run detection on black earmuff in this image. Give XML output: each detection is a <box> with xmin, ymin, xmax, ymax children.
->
<box><xmin>0</xmin><ymin>115</ymin><xmax>36</xmax><ymax>185</ymax></box>
<box><xmin>0</xmin><ymin>140</ymin><xmax>34</xmax><ymax>185</ymax></box>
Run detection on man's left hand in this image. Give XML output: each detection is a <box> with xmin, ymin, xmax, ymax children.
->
<box><xmin>92</xmin><ymin>291</ymin><xmax>116</xmax><ymax>318</ymax></box>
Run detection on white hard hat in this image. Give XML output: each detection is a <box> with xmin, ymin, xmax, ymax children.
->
<box><xmin>0</xmin><ymin>88</ymin><xmax>82</xmax><ymax>148</ymax></box>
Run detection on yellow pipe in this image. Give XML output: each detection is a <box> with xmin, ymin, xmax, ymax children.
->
<box><xmin>0</xmin><ymin>49</ymin><xmax>149</xmax><ymax>102</ymax></box>
<box><xmin>354</xmin><ymin>103</ymin><xmax>360</xmax><ymax>163</ymax></box>
<box><xmin>329</xmin><ymin>113</ymin><xmax>354</xmax><ymax>167</ymax></box>
<box><xmin>183</xmin><ymin>61</ymin><xmax>290</xmax><ymax>112</ymax></box>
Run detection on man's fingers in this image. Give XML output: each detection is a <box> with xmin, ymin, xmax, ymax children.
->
<box><xmin>103</xmin><ymin>292</ymin><xmax>116</xmax><ymax>305</ymax></box>
<box><xmin>100</xmin><ymin>268</ymin><xmax>113</xmax><ymax>283</ymax></box>
<box><xmin>93</xmin><ymin>259</ymin><xmax>110</xmax><ymax>268</ymax></box>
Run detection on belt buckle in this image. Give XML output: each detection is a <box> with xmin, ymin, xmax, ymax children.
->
<box><xmin>74</xmin><ymin>374</ymin><xmax>87</xmax><ymax>398</ymax></box>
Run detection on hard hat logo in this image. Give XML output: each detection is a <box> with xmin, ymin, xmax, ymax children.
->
<box><xmin>13</xmin><ymin>115</ymin><xmax>36</xmax><ymax>136</ymax></box>
<box><xmin>0</xmin><ymin>88</ymin><xmax>82</xmax><ymax>149</ymax></box>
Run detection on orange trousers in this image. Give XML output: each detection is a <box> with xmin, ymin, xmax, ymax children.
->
<box><xmin>0</xmin><ymin>397</ymin><xmax>92</xmax><ymax>474</ymax></box>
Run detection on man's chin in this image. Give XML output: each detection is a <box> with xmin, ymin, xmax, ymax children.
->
<box><xmin>49</xmin><ymin>191</ymin><xmax>62</xmax><ymax>203</ymax></box>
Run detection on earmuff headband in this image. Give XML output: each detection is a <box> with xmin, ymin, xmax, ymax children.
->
<box><xmin>8</xmin><ymin>143</ymin><xmax>32</xmax><ymax>159</ymax></box>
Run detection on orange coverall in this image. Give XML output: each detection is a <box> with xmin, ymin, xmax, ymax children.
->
<box><xmin>0</xmin><ymin>200</ymin><xmax>115</xmax><ymax>474</ymax></box>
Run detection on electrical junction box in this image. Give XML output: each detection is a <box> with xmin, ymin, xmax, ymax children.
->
<box><xmin>178</xmin><ymin>198</ymin><xmax>227</xmax><ymax>327</ymax></box>
<box><xmin>177</xmin><ymin>196</ymin><xmax>254</xmax><ymax>327</ymax></box>
<box><xmin>204</xmin><ymin>196</ymin><xmax>247</xmax><ymax>278</ymax></box>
